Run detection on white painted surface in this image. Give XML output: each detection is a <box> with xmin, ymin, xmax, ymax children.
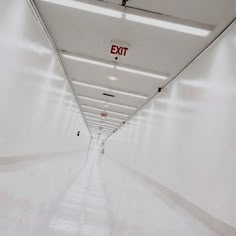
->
<box><xmin>100</xmin><ymin>157</ymin><xmax>222</xmax><ymax>236</ymax></box>
<box><xmin>0</xmin><ymin>0</ymin><xmax>91</xmax><ymax>235</ymax></box>
<box><xmin>0</xmin><ymin>0</ymin><xmax>90</xmax><ymax>156</ymax></box>
<box><xmin>35</xmin><ymin>0</ymin><xmax>236</xmax><ymax>139</ymax></box>
<box><xmin>1</xmin><ymin>0</ymin><xmax>236</xmax><ymax>235</ymax></box>
<box><xmin>105</xmin><ymin>22</ymin><xmax>236</xmax><ymax>229</ymax></box>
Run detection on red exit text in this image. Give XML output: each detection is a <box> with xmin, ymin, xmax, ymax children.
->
<box><xmin>110</xmin><ymin>45</ymin><xmax>129</xmax><ymax>56</ymax></box>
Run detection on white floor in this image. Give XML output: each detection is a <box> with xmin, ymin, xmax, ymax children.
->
<box><xmin>0</xmin><ymin>149</ymin><xmax>224</xmax><ymax>236</ymax></box>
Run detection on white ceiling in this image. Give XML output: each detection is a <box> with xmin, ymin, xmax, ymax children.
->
<box><xmin>35</xmin><ymin>0</ymin><xmax>236</xmax><ymax>139</ymax></box>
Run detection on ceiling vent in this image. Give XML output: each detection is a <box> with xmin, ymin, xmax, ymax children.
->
<box><xmin>103</xmin><ymin>93</ymin><xmax>115</xmax><ymax>98</ymax></box>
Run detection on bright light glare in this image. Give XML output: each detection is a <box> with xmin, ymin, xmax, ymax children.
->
<box><xmin>125</xmin><ymin>14</ymin><xmax>210</xmax><ymax>37</ymax></box>
<box><xmin>41</xmin><ymin>0</ymin><xmax>122</xmax><ymax>18</ymax></box>
<box><xmin>81</xmin><ymin>105</ymin><xmax>129</xmax><ymax>117</ymax></box>
<box><xmin>88</xmin><ymin>121</ymin><xmax>118</xmax><ymax>128</ymax></box>
<box><xmin>109</xmin><ymin>76</ymin><xmax>119</xmax><ymax>81</ymax></box>
<box><xmin>81</xmin><ymin>105</ymin><xmax>103</xmax><ymax>112</ymax></box>
<box><xmin>116</xmin><ymin>66</ymin><xmax>168</xmax><ymax>79</ymax></box>
<box><xmin>42</xmin><ymin>0</ymin><xmax>211</xmax><ymax>37</ymax></box>
<box><xmin>73</xmin><ymin>81</ymin><xmax>147</xmax><ymax>99</ymax></box>
<box><xmin>86</xmin><ymin>116</ymin><xmax>120</xmax><ymax>126</ymax></box>
<box><xmin>62</xmin><ymin>54</ymin><xmax>114</xmax><ymax>68</ymax></box>
<box><xmin>108</xmin><ymin>110</ymin><xmax>129</xmax><ymax>117</ymax></box>
<box><xmin>78</xmin><ymin>96</ymin><xmax>136</xmax><ymax>110</ymax></box>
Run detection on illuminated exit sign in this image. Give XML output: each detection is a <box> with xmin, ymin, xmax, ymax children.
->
<box><xmin>110</xmin><ymin>40</ymin><xmax>130</xmax><ymax>58</ymax></box>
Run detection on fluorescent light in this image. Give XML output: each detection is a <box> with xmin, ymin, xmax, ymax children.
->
<box><xmin>86</xmin><ymin>116</ymin><xmax>120</xmax><ymax>126</ymax></box>
<box><xmin>116</xmin><ymin>66</ymin><xmax>168</xmax><ymax>79</ymax></box>
<box><xmin>111</xmin><ymin>89</ymin><xmax>147</xmax><ymax>99</ymax></box>
<box><xmin>107</xmin><ymin>110</ymin><xmax>129</xmax><ymax>117</ymax></box>
<box><xmin>73</xmin><ymin>81</ymin><xmax>147</xmax><ymax>99</ymax></box>
<box><xmin>125</xmin><ymin>13</ymin><xmax>210</xmax><ymax>37</ymax></box>
<box><xmin>42</xmin><ymin>0</ymin><xmax>210</xmax><ymax>37</ymax></box>
<box><xmin>78</xmin><ymin>96</ymin><xmax>105</xmax><ymax>104</ymax></box>
<box><xmin>81</xmin><ymin>105</ymin><xmax>103</xmax><ymax>112</ymax></box>
<box><xmin>89</xmin><ymin>125</ymin><xmax>114</xmax><ymax>131</ymax></box>
<box><xmin>108</xmin><ymin>101</ymin><xmax>136</xmax><ymax>110</ymax></box>
<box><xmin>84</xmin><ymin>111</ymin><xmax>123</xmax><ymax>122</ymax></box>
<box><xmin>102</xmin><ymin>119</ymin><xmax>120</xmax><ymax>126</ymax></box>
<box><xmin>109</xmin><ymin>76</ymin><xmax>119</xmax><ymax>81</ymax></box>
<box><xmin>88</xmin><ymin>121</ymin><xmax>118</xmax><ymax>129</ymax></box>
<box><xmin>62</xmin><ymin>54</ymin><xmax>114</xmax><ymax>68</ymax></box>
<box><xmin>81</xmin><ymin>104</ymin><xmax>129</xmax><ymax>117</ymax></box>
<box><xmin>106</xmin><ymin>116</ymin><xmax>124</xmax><ymax>122</ymax></box>
<box><xmin>41</xmin><ymin>0</ymin><xmax>122</xmax><ymax>18</ymax></box>
<box><xmin>63</xmin><ymin>54</ymin><xmax>168</xmax><ymax>80</ymax></box>
<box><xmin>84</xmin><ymin>111</ymin><xmax>101</xmax><ymax>117</ymax></box>
<box><xmin>73</xmin><ymin>81</ymin><xmax>108</xmax><ymax>90</ymax></box>
<box><xmin>90</xmin><ymin>126</ymin><xmax>114</xmax><ymax>132</ymax></box>
<box><xmin>78</xmin><ymin>96</ymin><xmax>136</xmax><ymax>110</ymax></box>
<box><xmin>86</xmin><ymin>116</ymin><xmax>102</xmax><ymax>122</ymax></box>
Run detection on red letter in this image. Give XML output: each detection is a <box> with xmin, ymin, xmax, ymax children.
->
<box><xmin>110</xmin><ymin>45</ymin><xmax>116</xmax><ymax>54</ymax></box>
<box><xmin>116</xmin><ymin>46</ymin><xmax>122</xmax><ymax>55</ymax></box>
<box><xmin>123</xmin><ymin>47</ymin><xmax>128</xmax><ymax>56</ymax></box>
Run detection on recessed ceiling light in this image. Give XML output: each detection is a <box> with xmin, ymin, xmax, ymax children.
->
<box><xmin>116</xmin><ymin>66</ymin><xmax>168</xmax><ymax>79</ymax></box>
<box><xmin>41</xmin><ymin>0</ymin><xmax>123</xmax><ymax>18</ymax></box>
<box><xmin>109</xmin><ymin>76</ymin><xmax>119</xmax><ymax>81</ymax></box>
<box><xmin>62</xmin><ymin>53</ymin><xmax>114</xmax><ymax>68</ymax></box>
<box><xmin>125</xmin><ymin>13</ymin><xmax>211</xmax><ymax>37</ymax></box>
<box><xmin>78</xmin><ymin>96</ymin><xmax>136</xmax><ymax>110</ymax></box>
<box><xmin>73</xmin><ymin>81</ymin><xmax>147</xmax><ymax>99</ymax></box>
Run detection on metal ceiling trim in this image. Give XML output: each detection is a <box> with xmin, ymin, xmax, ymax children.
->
<box><xmin>27</xmin><ymin>0</ymin><xmax>93</xmax><ymax>138</ymax></box>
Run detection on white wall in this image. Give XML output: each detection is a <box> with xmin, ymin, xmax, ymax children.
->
<box><xmin>105</xmin><ymin>22</ymin><xmax>236</xmax><ymax>229</ymax></box>
<box><xmin>0</xmin><ymin>1</ymin><xmax>91</xmax><ymax>235</ymax></box>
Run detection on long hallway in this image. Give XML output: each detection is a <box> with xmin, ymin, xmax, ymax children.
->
<box><xmin>1</xmin><ymin>0</ymin><xmax>236</xmax><ymax>235</ymax></box>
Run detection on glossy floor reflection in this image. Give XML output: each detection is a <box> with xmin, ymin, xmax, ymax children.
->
<box><xmin>44</xmin><ymin>152</ymin><xmax>112</xmax><ymax>236</ymax></box>
<box><xmin>1</xmin><ymin>149</ymin><xmax>227</xmax><ymax>236</ymax></box>
<box><xmin>101</xmin><ymin>156</ymin><xmax>221</xmax><ymax>236</ymax></box>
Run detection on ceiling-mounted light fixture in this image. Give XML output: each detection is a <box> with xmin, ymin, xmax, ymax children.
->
<box><xmin>78</xmin><ymin>95</ymin><xmax>136</xmax><ymax>110</ymax></box>
<box><xmin>107</xmin><ymin>110</ymin><xmax>129</xmax><ymax>117</ymax></box>
<box><xmin>84</xmin><ymin>111</ymin><xmax>124</xmax><ymax>122</ymax></box>
<box><xmin>84</xmin><ymin>111</ymin><xmax>100</xmax><ymax>117</ymax></box>
<box><xmin>42</xmin><ymin>0</ymin><xmax>211</xmax><ymax>37</ymax></box>
<box><xmin>87</xmin><ymin>121</ymin><xmax>118</xmax><ymax>129</ymax></box>
<box><xmin>81</xmin><ymin>105</ymin><xmax>103</xmax><ymax>112</ymax></box>
<box><xmin>62</xmin><ymin>53</ymin><xmax>168</xmax><ymax>80</ymax></box>
<box><xmin>116</xmin><ymin>66</ymin><xmax>168</xmax><ymax>79</ymax></box>
<box><xmin>125</xmin><ymin>13</ymin><xmax>211</xmax><ymax>37</ymax></box>
<box><xmin>62</xmin><ymin>53</ymin><xmax>114</xmax><ymax>68</ymax></box>
<box><xmin>86</xmin><ymin>116</ymin><xmax>121</xmax><ymax>126</ymax></box>
<box><xmin>81</xmin><ymin>104</ymin><xmax>129</xmax><ymax>117</ymax></box>
<box><xmin>106</xmin><ymin>116</ymin><xmax>124</xmax><ymax>122</ymax></box>
<box><xmin>109</xmin><ymin>76</ymin><xmax>119</xmax><ymax>81</ymax></box>
<box><xmin>41</xmin><ymin>0</ymin><xmax>123</xmax><ymax>18</ymax></box>
<box><xmin>73</xmin><ymin>81</ymin><xmax>147</xmax><ymax>99</ymax></box>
